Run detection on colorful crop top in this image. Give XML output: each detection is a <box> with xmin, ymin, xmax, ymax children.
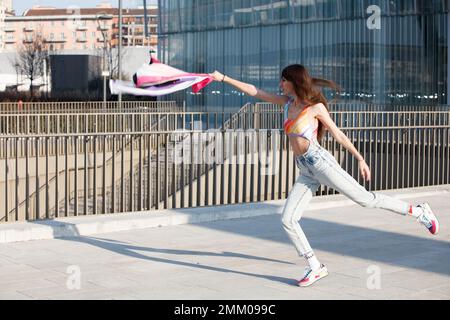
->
<box><xmin>283</xmin><ymin>99</ymin><xmax>318</xmax><ymax>141</ymax></box>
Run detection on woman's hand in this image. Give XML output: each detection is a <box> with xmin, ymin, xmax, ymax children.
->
<box><xmin>209</xmin><ymin>71</ymin><xmax>225</xmax><ymax>82</ymax></box>
<box><xmin>358</xmin><ymin>160</ymin><xmax>371</xmax><ymax>181</ymax></box>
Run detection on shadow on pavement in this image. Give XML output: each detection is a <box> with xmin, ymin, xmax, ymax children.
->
<box><xmin>193</xmin><ymin>208</ymin><xmax>450</xmax><ymax>276</ymax></box>
<box><xmin>65</xmin><ymin>235</ymin><xmax>298</xmax><ymax>286</ymax></box>
<box><xmin>29</xmin><ymin>198</ymin><xmax>450</xmax><ymax>285</ymax></box>
<box><xmin>29</xmin><ymin>219</ymin><xmax>298</xmax><ymax>286</ymax></box>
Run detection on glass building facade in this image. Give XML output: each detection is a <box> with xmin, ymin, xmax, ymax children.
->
<box><xmin>158</xmin><ymin>0</ymin><xmax>448</xmax><ymax>112</ymax></box>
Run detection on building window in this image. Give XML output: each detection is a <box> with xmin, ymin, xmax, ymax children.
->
<box><xmin>50</xmin><ymin>33</ymin><xmax>54</xmax><ymax>40</ymax></box>
<box><xmin>62</xmin><ymin>20</ymin><xmax>64</xmax><ymax>26</ymax></box>
<box><xmin>92</xmin><ymin>31</ymin><xmax>95</xmax><ymax>37</ymax></box>
<box><xmin>61</xmin><ymin>33</ymin><xmax>65</xmax><ymax>39</ymax></box>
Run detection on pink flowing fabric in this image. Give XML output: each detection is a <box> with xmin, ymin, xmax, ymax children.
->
<box><xmin>109</xmin><ymin>59</ymin><xmax>214</xmax><ymax>96</ymax></box>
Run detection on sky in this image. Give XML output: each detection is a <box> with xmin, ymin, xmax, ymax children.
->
<box><xmin>13</xmin><ymin>0</ymin><xmax>158</xmax><ymax>16</ymax></box>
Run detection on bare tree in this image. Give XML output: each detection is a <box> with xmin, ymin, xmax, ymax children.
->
<box><xmin>96</xmin><ymin>24</ymin><xmax>129</xmax><ymax>80</ymax></box>
<box><xmin>108</xmin><ymin>45</ymin><xmax>129</xmax><ymax>80</ymax></box>
<box><xmin>13</xmin><ymin>31</ymin><xmax>50</xmax><ymax>98</ymax></box>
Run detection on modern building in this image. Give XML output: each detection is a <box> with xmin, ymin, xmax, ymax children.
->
<box><xmin>3</xmin><ymin>3</ymin><xmax>158</xmax><ymax>52</ymax></box>
<box><xmin>50</xmin><ymin>54</ymin><xmax>102</xmax><ymax>94</ymax></box>
<box><xmin>158</xmin><ymin>0</ymin><xmax>449</xmax><ymax>111</ymax></box>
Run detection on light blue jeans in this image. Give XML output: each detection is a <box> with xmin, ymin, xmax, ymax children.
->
<box><xmin>281</xmin><ymin>139</ymin><xmax>410</xmax><ymax>257</ymax></box>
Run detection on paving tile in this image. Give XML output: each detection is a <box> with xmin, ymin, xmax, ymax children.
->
<box><xmin>0</xmin><ymin>279</ymin><xmax>58</xmax><ymax>293</ymax></box>
<box><xmin>0</xmin><ymin>291</ymin><xmax>35</xmax><ymax>300</ymax></box>
<box><xmin>407</xmin><ymin>289</ymin><xmax>450</xmax><ymax>300</ymax></box>
<box><xmin>0</xmin><ymin>191</ymin><xmax>448</xmax><ymax>299</ymax></box>
<box><xmin>17</xmin><ymin>281</ymin><xmax>105</xmax><ymax>299</ymax></box>
<box><xmin>425</xmin><ymin>283</ymin><xmax>450</xmax><ymax>296</ymax></box>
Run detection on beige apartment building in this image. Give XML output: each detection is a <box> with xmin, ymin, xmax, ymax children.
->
<box><xmin>0</xmin><ymin>0</ymin><xmax>14</xmax><ymax>51</ymax></box>
<box><xmin>3</xmin><ymin>3</ymin><xmax>158</xmax><ymax>52</ymax></box>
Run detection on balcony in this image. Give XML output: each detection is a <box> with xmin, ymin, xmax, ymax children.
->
<box><xmin>22</xmin><ymin>38</ymin><xmax>33</xmax><ymax>43</ymax></box>
<box><xmin>5</xmin><ymin>38</ymin><xmax>16</xmax><ymax>43</ymax></box>
<box><xmin>76</xmin><ymin>25</ymin><xmax>88</xmax><ymax>31</ymax></box>
<box><xmin>76</xmin><ymin>37</ymin><xmax>88</xmax><ymax>42</ymax></box>
<box><xmin>44</xmin><ymin>38</ymin><xmax>67</xmax><ymax>43</ymax></box>
<box><xmin>23</xmin><ymin>26</ymin><xmax>35</xmax><ymax>32</ymax></box>
<box><xmin>4</xmin><ymin>27</ymin><xmax>15</xmax><ymax>32</ymax></box>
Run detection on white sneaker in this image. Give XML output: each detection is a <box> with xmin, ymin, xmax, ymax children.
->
<box><xmin>297</xmin><ymin>264</ymin><xmax>328</xmax><ymax>287</ymax></box>
<box><xmin>416</xmin><ymin>202</ymin><xmax>440</xmax><ymax>235</ymax></box>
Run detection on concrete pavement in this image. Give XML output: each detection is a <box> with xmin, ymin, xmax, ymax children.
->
<box><xmin>0</xmin><ymin>186</ymin><xmax>449</xmax><ymax>299</ymax></box>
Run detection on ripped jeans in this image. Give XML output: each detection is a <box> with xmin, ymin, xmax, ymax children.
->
<box><xmin>281</xmin><ymin>139</ymin><xmax>409</xmax><ymax>257</ymax></box>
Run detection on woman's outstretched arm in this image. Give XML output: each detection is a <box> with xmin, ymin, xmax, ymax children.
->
<box><xmin>210</xmin><ymin>70</ymin><xmax>289</xmax><ymax>106</ymax></box>
<box><xmin>313</xmin><ymin>103</ymin><xmax>371</xmax><ymax>181</ymax></box>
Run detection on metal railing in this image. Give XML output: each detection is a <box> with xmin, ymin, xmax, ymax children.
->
<box><xmin>328</xmin><ymin>102</ymin><xmax>450</xmax><ymax>112</ymax></box>
<box><xmin>254</xmin><ymin>102</ymin><xmax>450</xmax><ymax>111</ymax></box>
<box><xmin>0</xmin><ymin>101</ymin><xmax>180</xmax><ymax>114</ymax></box>
<box><xmin>1</xmin><ymin>110</ymin><xmax>449</xmax><ymax>223</ymax></box>
<box><xmin>253</xmin><ymin>102</ymin><xmax>450</xmax><ymax>129</ymax></box>
<box><xmin>0</xmin><ymin>111</ymin><xmax>264</xmax><ymax>136</ymax></box>
<box><xmin>2</xmin><ymin>108</ymin><xmax>449</xmax><ymax>135</ymax></box>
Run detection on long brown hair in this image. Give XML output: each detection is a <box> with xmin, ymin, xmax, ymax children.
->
<box><xmin>281</xmin><ymin>64</ymin><xmax>340</xmax><ymax>142</ymax></box>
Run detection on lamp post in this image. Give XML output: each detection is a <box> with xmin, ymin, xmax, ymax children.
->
<box><xmin>14</xmin><ymin>62</ymin><xmax>19</xmax><ymax>88</ymax></box>
<box><xmin>143</xmin><ymin>0</ymin><xmax>148</xmax><ymax>38</ymax></box>
<box><xmin>96</xmin><ymin>13</ymin><xmax>112</xmax><ymax>107</ymax></box>
<box><xmin>118</xmin><ymin>0</ymin><xmax>122</xmax><ymax>106</ymax></box>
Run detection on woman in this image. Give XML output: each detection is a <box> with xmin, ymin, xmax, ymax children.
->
<box><xmin>209</xmin><ymin>64</ymin><xmax>440</xmax><ymax>287</ymax></box>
